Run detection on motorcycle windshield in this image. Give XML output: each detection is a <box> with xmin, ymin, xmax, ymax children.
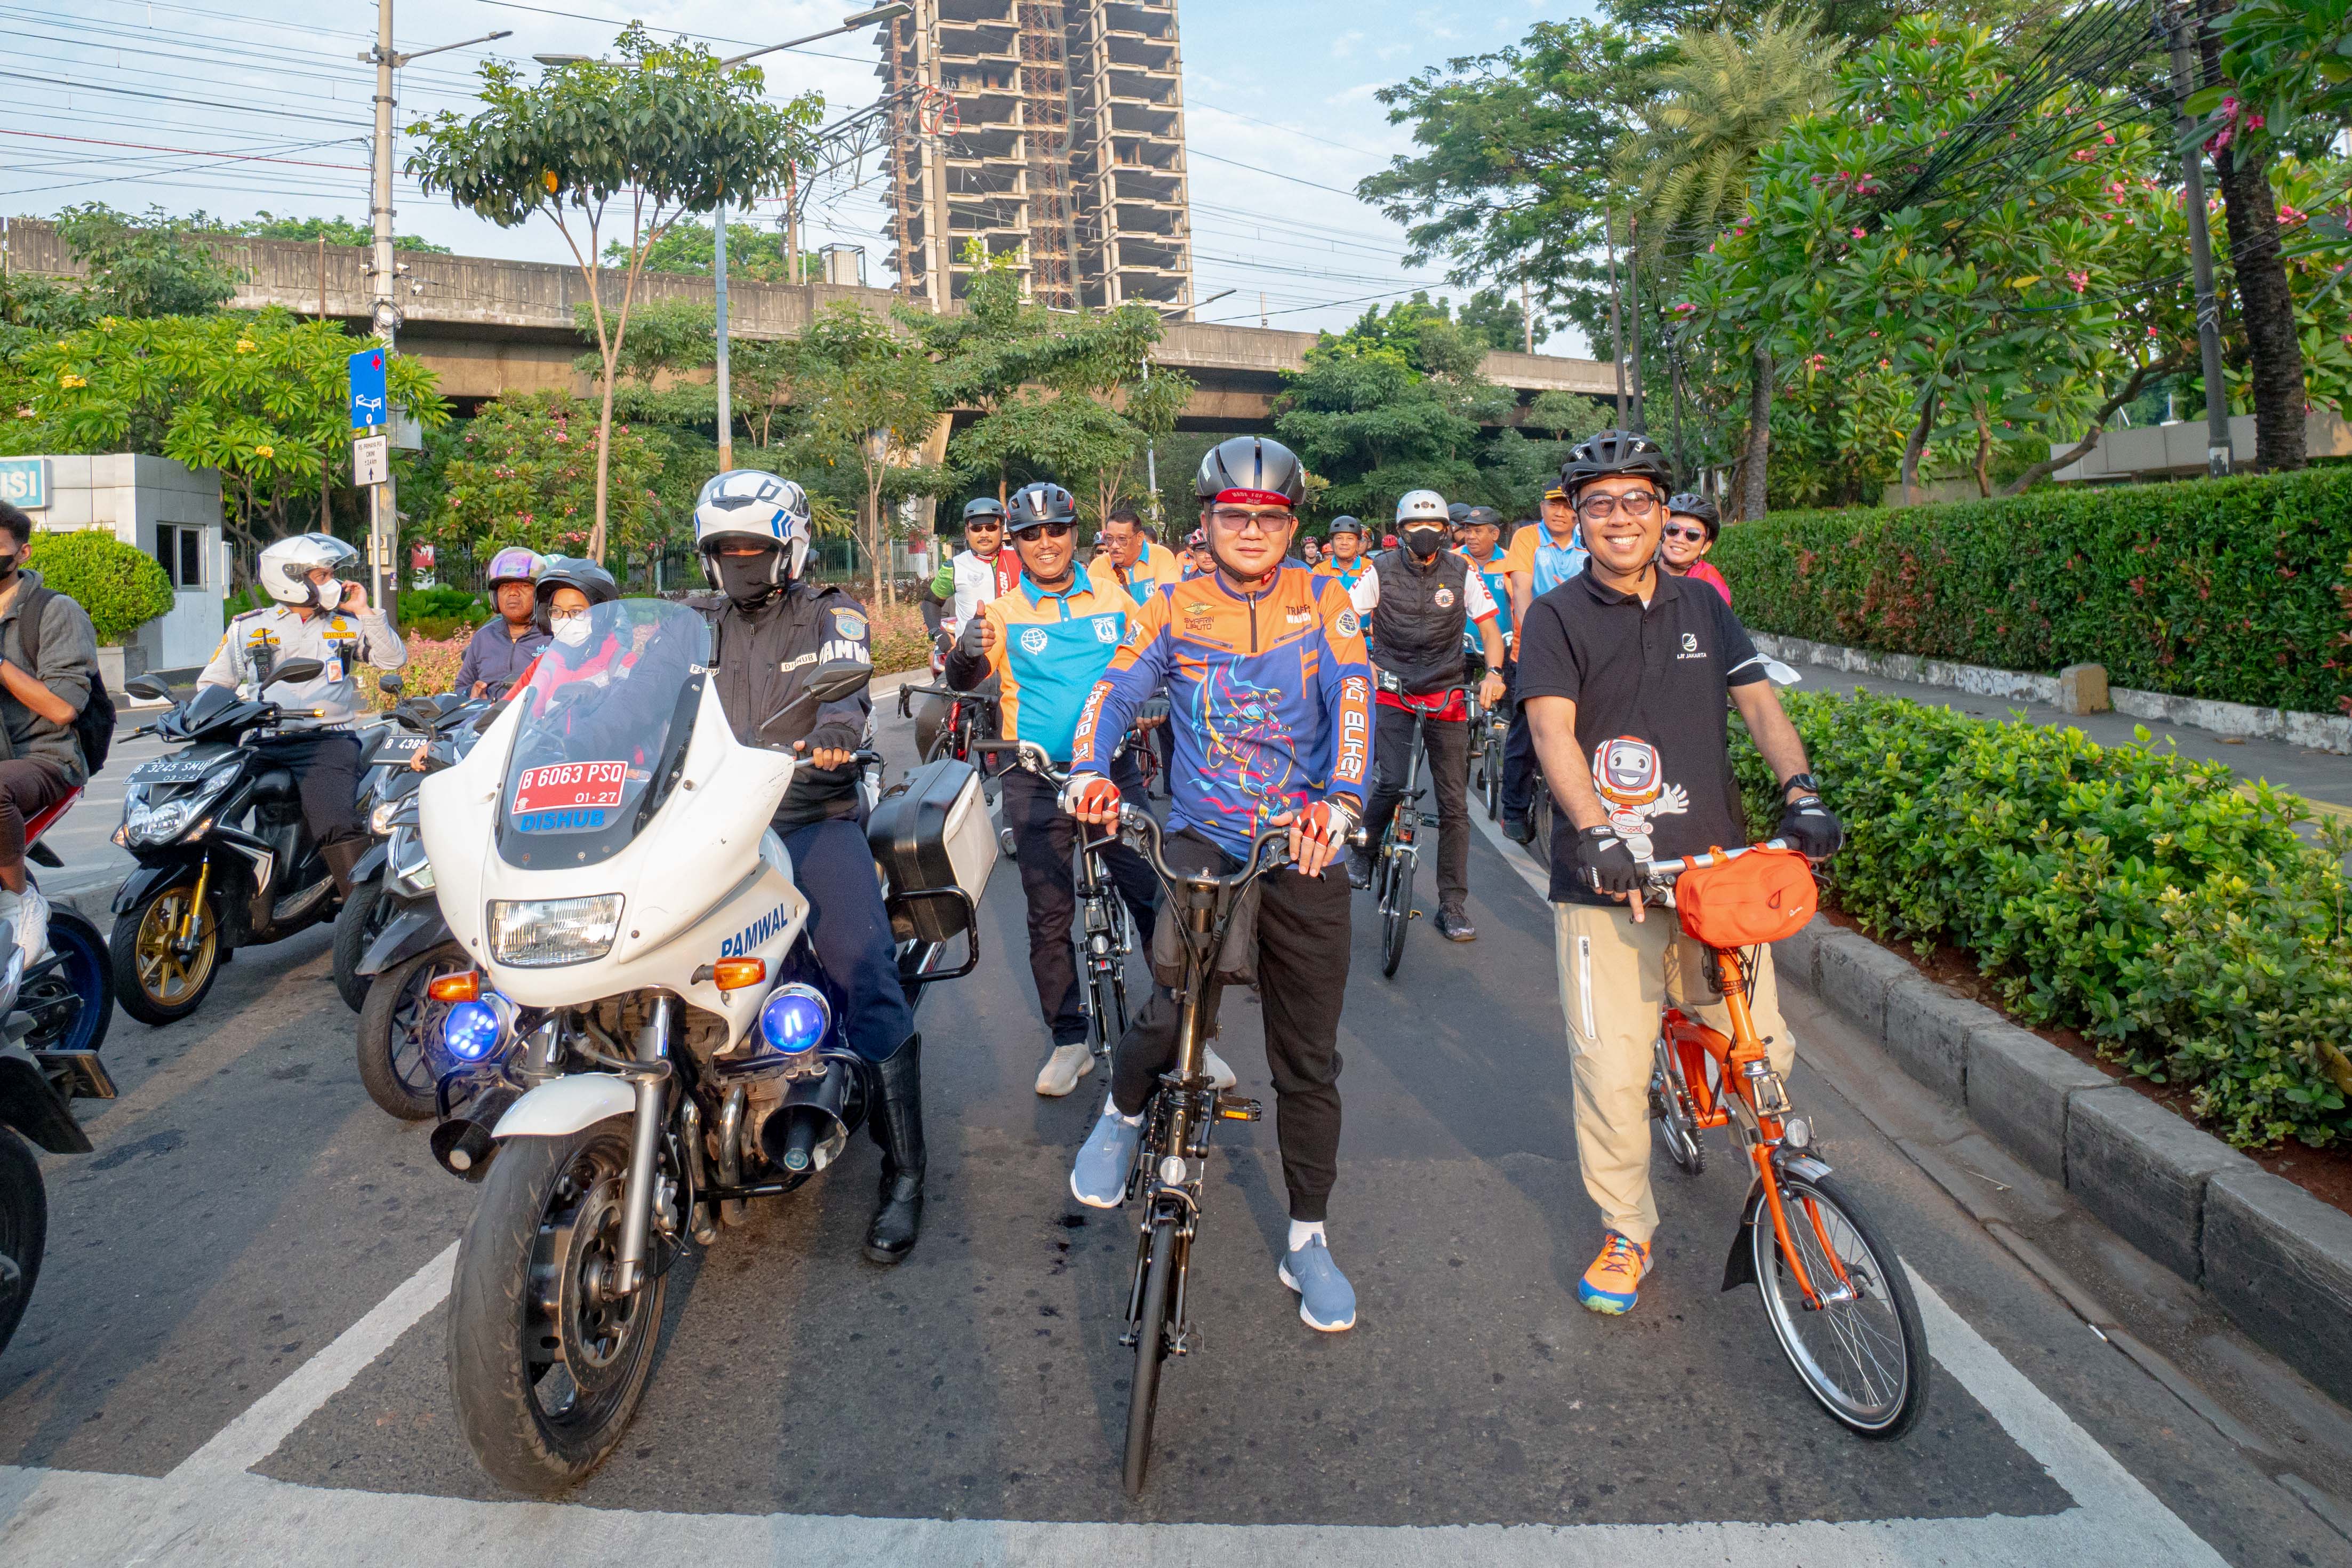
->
<box><xmin>494</xmin><ymin>599</ymin><xmax>711</xmax><ymax>869</ymax></box>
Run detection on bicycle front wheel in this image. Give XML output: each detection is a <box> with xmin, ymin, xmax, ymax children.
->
<box><xmin>1122</xmin><ymin>1215</ymin><xmax>1180</xmax><ymax>1495</ymax></box>
<box><xmin>1380</xmin><ymin>851</ymin><xmax>1413</xmax><ymax>978</ymax></box>
<box><xmin>1750</xmin><ymin>1168</ymin><xmax>1929</xmax><ymax>1439</ymax></box>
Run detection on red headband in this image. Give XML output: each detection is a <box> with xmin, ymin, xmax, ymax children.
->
<box><xmin>1211</xmin><ymin>489</ymin><xmax>1296</xmax><ymax>510</ymax></box>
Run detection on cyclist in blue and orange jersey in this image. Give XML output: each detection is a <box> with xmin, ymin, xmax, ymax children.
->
<box><xmin>1458</xmin><ymin>505</ymin><xmax>1514</xmax><ymax>654</ymax></box>
<box><xmin>1498</xmin><ymin>482</ymin><xmax>1590</xmax><ymax>842</ymax></box>
<box><xmin>1085</xmin><ymin>505</ymin><xmax>1184</xmax><ymax>606</ymax></box>
<box><xmin>1309</xmin><ymin>515</ymin><xmax>1370</xmax><ymax>592</ymax></box>
<box><xmin>947</xmin><ymin>483</ymin><xmax>1167</xmax><ymax>1100</ymax></box>
<box><xmin>1061</xmin><ymin>435</ymin><xmax>1373</xmax><ymax>1334</ymax></box>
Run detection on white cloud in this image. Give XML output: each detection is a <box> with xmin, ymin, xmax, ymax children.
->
<box><xmin>1331</xmin><ymin>29</ymin><xmax>1366</xmax><ymax>59</ymax></box>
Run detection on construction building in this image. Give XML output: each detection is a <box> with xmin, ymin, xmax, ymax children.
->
<box><xmin>877</xmin><ymin>1</ymin><xmax>1194</xmax><ymax>314</ymax></box>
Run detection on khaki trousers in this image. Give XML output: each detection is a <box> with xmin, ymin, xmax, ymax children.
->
<box><xmin>1551</xmin><ymin>902</ymin><xmax>1796</xmax><ymax>1246</ymax></box>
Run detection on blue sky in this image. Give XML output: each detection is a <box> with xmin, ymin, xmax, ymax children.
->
<box><xmin>0</xmin><ymin>0</ymin><xmax>1593</xmax><ymax>350</ymax></box>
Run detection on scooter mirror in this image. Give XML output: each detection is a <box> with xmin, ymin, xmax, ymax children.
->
<box><xmin>123</xmin><ymin>674</ymin><xmax>174</xmax><ymax>702</ymax></box>
<box><xmin>379</xmin><ymin>672</ymin><xmax>405</xmax><ymax>694</ymax></box>
<box><xmin>267</xmin><ymin>658</ymin><xmax>326</xmax><ymax>687</ymax></box>
<box><xmin>806</xmin><ymin>660</ymin><xmax>873</xmax><ymax>706</ymax></box>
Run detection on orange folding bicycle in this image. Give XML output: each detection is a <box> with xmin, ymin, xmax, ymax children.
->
<box><xmin>1646</xmin><ymin>842</ymin><xmax>1931</xmax><ymax>1440</ymax></box>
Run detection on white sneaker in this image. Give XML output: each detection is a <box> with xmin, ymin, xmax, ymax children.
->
<box><xmin>1203</xmin><ymin>1044</ymin><xmax>1237</xmax><ymax>1090</ymax></box>
<box><xmin>12</xmin><ymin>885</ymin><xmax>46</xmax><ymax>965</ymax></box>
<box><xmin>1034</xmin><ymin>1042</ymin><xmax>1095</xmax><ymax>1098</ymax></box>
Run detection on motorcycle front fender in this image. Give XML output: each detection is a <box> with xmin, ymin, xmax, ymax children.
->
<box><xmin>357</xmin><ymin>903</ymin><xmax>452</xmax><ymax>978</ymax></box>
<box><xmin>491</xmin><ymin>1074</ymin><xmax>635</xmax><ymax>1142</ymax></box>
<box><xmin>351</xmin><ymin>842</ymin><xmax>390</xmax><ymax>884</ymax></box>
<box><xmin>111</xmin><ymin>853</ymin><xmax>207</xmax><ymax>916</ymax></box>
<box><xmin>0</xmin><ymin>1045</ymin><xmax>90</xmax><ymax>1155</ymax></box>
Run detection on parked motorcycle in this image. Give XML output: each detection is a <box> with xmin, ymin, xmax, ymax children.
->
<box><xmin>332</xmin><ymin>678</ymin><xmax>494</xmax><ymax>1012</ymax></box>
<box><xmin>109</xmin><ymin>658</ymin><xmax>332</xmax><ymax>1026</ymax></box>
<box><xmin>418</xmin><ymin>599</ymin><xmax>990</xmax><ymax>1493</ymax></box>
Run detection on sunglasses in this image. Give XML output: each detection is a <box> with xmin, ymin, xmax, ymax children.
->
<box><xmin>1207</xmin><ymin>507</ymin><xmax>1293</xmax><ymax>533</ymax></box>
<box><xmin>1011</xmin><ymin>520</ymin><xmax>1076</xmax><ymax>540</ymax></box>
<box><xmin>1661</xmin><ymin>524</ymin><xmax>1710</xmax><ymax>542</ymax></box>
<box><xmin>1576</xmin><ymin>492</ymin><xmax>1660</xmax><ymax>521</ymax></box>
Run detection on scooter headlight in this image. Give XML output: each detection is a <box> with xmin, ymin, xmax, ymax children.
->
<box><xmin>757</xmin><ymin>983</ymin><xmax>831</xmax><ymax>1057</ymax></box>
<box><xmin>443</xmin><ymin>999</ymin><xmax>505</xmax><ymax>1062</ymax></box>
<box><xmin>125</xmin><ymin>798</ymin><xmax>197</xmax><ymax>846</ymax></box>
<box><xmin>370</xmin><ymin>799</ymin><xmax>400</xmax><ymax>835</ymax></box>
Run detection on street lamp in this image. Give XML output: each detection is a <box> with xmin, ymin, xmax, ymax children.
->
<box><xmin>712</xmin><ymin>4</ymin><xmax>911</xmax><ymax>471</ymax></box>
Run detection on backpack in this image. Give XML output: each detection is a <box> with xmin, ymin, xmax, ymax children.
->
<box><xmin>19</xmin><ymin>586</ymin><xmax>116</xmax><ymax>777</ymax></box>
<box><xmin>1676</xmin><ymin>845</ymin><xmax>1816</xmax><ymax>948</ymax></box>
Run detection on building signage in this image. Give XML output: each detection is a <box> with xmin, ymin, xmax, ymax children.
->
<box><xmin>0</xmin><ymin>458</ymin><xmax>47</xmax><ymax>511</ymax></box>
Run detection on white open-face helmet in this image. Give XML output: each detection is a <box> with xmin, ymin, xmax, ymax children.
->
<box><xmin>257</xmin><ymin>532</ymin><xmax>360</xmax><ymax>609</ymax></box>
<box><xmin>695</xmin><ymin>469</ymin><xmax>814</xmax><ymax>587</ymax></box>
<box><xmin>1395</xmin><ymin>489</ymin><xmax>1450</xmax><ymax>526</ymax></box>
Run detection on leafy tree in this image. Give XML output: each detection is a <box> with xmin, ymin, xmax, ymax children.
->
<box><xmin>1455</xmin><ymin>285</ymin><xmax>1549</xmax><ymax>351</ymax></box>
<box><xmin>233</xmin><ymin>212</ymin><xmax>450</xmax><ymax>253</ymax></box>
<box><xmin>7</xmin><ymin>307</ymin><xmax>446</xmax><ymax>581</ymax></box>
<box><xmin>25</xmin><ymin>530</ymin><xmax>173</xmax><ymax>644</ymax></box>
<box><xmin>433</xmin><ymin>392</ymin><xmax>666</xmax><ymax>572</ymax></box>
<box><xmin>407</xmin><ymin>23</ymin><xmax>820</xmax><ymax>558</ymax></box>
<box><xmin>794</xmin><ymin>304</ymin><xmax>945</xmax><ymax>603</ymax></box>
<box><xmin>51</xmin><ymin>204</ymin><xmax>241</xmax><ymax>319</ymax></box>
<box><xmin>607</xmin><ymin>220</ymin><xmax>819</xmax><ymax>284</ymax></box>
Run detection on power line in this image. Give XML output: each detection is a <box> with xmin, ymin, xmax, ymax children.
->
<box><xmin>1186</xmin><ymin>147</ymin><xmax>1364</xmax><ymax>197</ymax></box>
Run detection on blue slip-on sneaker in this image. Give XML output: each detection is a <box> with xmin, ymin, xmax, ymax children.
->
<box><xmin>1069</xmin><ymin>1110</ymin><xmax>1143</xmax><ymax>1209</ymax></box>
<box><xmin>1277</xmin><ymin>1235</ymin><xmax>1358</xmax><ymax>1332</ymax></box>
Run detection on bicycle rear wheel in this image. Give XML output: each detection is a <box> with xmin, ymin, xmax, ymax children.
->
<box><xmin>1122</xmin><ymin>1215</ymin><xmax>1180</xmax><ymax>1495</ymax></box>
<box><xmin>1482</xmin><ymin>732</ymin><xmax>1505</xmax><ymax>821</ymax></box>
<box><xmin>1380</xmin><ymin>850</ymin><xmax>1413</xmax><ymax>978</ymax></box>
<box><xmin>1750</xmin><ymin>1168</ymin><xmax>1929</xmax><ymax>1439</ymax></box>
<box><xmin>1650</xmin><ymin>1038</ymin><xmax>1707</xmax><ymax>1175</ymax></box>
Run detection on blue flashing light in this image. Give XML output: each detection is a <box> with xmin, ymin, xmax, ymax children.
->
<box><xmin>444</xmin><ymin>999</ymin><xmax>503</xmax><ymax>1062</ymax></box>
<box><xmin>758</xmin><ymin>983</ymin><xmax>830</xmax><ymax>1057</ymax></box>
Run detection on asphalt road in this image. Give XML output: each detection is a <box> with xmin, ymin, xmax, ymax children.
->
<box><xmin>4</xmin><ymin>692</ymin><xmax>2350</xmax><ymax>1565</ymax></box>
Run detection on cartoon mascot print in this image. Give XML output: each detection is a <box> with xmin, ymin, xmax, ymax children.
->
<box><xmin>1590</xmin><ymin>735</ymin><xmax>1688</xmax><ymax>862</ymax></box>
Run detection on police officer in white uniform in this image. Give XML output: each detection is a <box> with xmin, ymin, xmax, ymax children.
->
<box><xmin>197</xmin><ymin>533</ymin><xmax>406</xmax><ymax>892</ymax></box>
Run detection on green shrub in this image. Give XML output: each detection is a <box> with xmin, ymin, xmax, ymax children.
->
<box><xmin>1713</xmin><ymin>469</ymin><xmax>2352</xmax><ymax>715</ymax></box>
<box><xmin>1732</xmin><ymin>690</ymin><xmax>2352</xmax><ymax>1148</ymax></box>
<box><xmin>27</xmin><ymin>529</ymin><xmax>174</xmax><ymax>643</ymax></box>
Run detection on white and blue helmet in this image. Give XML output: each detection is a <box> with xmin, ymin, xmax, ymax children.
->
<box><xmin>694</xmin><ymin>469</ymin><xmax>814</xmax><ymax>587</ymax></box>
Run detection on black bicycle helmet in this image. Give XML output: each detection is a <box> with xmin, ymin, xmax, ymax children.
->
<box><xmin>1006</xmin><ymin>481</ymin><xmax>1078</xmax><ymax>530</ymax></box>
<box><xmin>534</xmin><ymin>556</ymin><xmax>620</xmax><ymax>609</ymax></box>
<box><xmin>1559</xmin><ymin>429</ymin><xmax>1671</xmax><ymax>498</ymax></box>
<box><xmin>1666</xmin><ymin>492</ymin><xmax>1721</xmax><ymax>538</ymax></box>
<box><xmin>1196</xmin><ymin>435</ymin><xmax>1308</xmax><ymax>505</ymax></box>
<box><xmin>961</xmin><ymin>496</ymin><xmax>1007</xmax><ymax>524</ymax></box>
<box><xmin>1326</xmin><ymin>515</ymin><xmax>1365</xmax><ymax>538</ymax></box>
<box><xmin>1446</xmin><ymin>501</ymin><xmax>1472</xmax><ymax>526</ymax></box>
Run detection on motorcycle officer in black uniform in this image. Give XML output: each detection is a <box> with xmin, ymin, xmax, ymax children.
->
<box><xmin>691</xmin><ymin>469</ymin><xmax>926</xmax><ymax>1265</ymax></box>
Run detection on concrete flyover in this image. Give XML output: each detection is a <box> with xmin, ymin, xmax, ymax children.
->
<box><xmin>4</xmin><ymin>219</ymin><xmax>1619</xmax><ymax>429</ymax></box>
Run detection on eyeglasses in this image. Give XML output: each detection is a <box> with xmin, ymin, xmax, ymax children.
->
<box><xmin>1661</xmin><ymin>524</ymin><xmax>1709</xmax><ymax>542</ymax></box>
<box><xmin>1207</xmin><ymin>507</ymin><xmax>1293</xmax><ymax>533</ymax></box>
<box><xmin>1576</xmin><ymin>492</ymin><xmax>1660</xmax><ymax>522</ymax></box>
<box><xmin>1011</xmin><ymin>521</ymin><xmax>1075</xmax><ymax>540</ymax></box>
<box><xmin>549</xmin><ymin>606</ymin><xmax>590</xmax><ymax>622</ymax></box>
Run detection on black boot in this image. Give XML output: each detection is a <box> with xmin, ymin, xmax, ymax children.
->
<box><xmin>863</xmin><ymin>1033</ymin><xmax>925</xmax><ymax>1265</ymax></box>
<box><xmin>320</xmin><ymin>835</ymin><xmax>367</xmax><ymax>898</ymax></box>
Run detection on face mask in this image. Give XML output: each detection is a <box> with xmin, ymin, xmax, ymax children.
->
<box><xmin>1402</xmin><ymin>526</ymin><xmax>1445</xmax><ymax>560</ymax></box>
<box><xmin>552</xmin><ymin>615</ymin><xmax>592</xmax><ymax>649</ymax></box>
<box><xmin>0</xmin><ymin>549</ymin><xmax>20</xmax><ymax>583</ymax></box>
<box><xmin>717</xmin><ymin>552</ymin><xmax>778</xmax><ymax>606</ymax></box>
<box><xmin>315</xmin><ymin>577</ymin><xmax>345</xmax><ymax>610</ymax></box>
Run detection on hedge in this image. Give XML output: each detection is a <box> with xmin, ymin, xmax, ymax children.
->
<box><xmin>1711</xmin><ymin>468</ymin><xmax>2352</xmax><ymax>716</ymax></box>
<box><xmin>26</xmin><ymin>529</ymin><xmax>174</xmax><ymax>644</ymax></box>
<box><xmin>1732</xmin><ymin>690</ymin><xmax>2352</xmax><ymax>1148</ymax></box>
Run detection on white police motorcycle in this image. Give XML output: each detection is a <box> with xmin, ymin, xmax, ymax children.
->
<box><xmin>417</xmin><ymin>599</ymin><xmax>991</xmax><ymax>1494</ymax></box>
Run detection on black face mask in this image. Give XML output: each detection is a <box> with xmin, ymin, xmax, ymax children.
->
<box><xmin>1402</xmin><ymin>526</ymin><xmax>1446</xmax><ymax>561</ymax></box>
<box><xmin>716</xmin><ymin>551</ymin><xmax>780</xmax><ymax>607</ymax></box>
<box><xmin>0</xmin><ymin>548</ymin><xmax>21</xmax><ymax>583</ymax></box>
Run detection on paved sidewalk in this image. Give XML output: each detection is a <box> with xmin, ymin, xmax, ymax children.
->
<box><xmin>1787</xmin><ymin>662</ymin><xmax>2351</xmax><ymax>826</ymax></box>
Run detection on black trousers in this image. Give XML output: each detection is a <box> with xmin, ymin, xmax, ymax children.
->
<box><xmin>784</xmin><ymin>816</ymin><xmax>915</xmax><ymax>1063</ymax></box>
<box><xmin>255</xmin><ymin>731</ymin><xmax>364</xmax><ymax>848</ymax></box>
<box><xmin>1500</xmin><ymin>657</ymin><xmax>1540</xmax><ymax>823</ymax></box>
<box><xmin>1109</xmin><ymin>829</ymin><xmax>1353</xmax><ymax>1222</ymax></box>
<box><xmin>1362</xmin><ymin>702</ymin><xmax>1471</xmax><ymax>907</ymax></box>
<box><xmin>999</xmin><ymin>764</ymin><xmax>1158</xmax><ymax>1047</ymax></box>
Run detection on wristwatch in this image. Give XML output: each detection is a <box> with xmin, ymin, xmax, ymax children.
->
<box><xmin>1778</xmin><ymin>771</ymin><xmax>1819</xmax><ymax>800</ymax></box>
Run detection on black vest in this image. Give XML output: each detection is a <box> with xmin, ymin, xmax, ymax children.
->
<box><xmin>1368</xmin><ymin>546</ymin><xmax>1471</xmax><ymax>695</ymax></box>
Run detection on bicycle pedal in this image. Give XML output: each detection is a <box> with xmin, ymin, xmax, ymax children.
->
<box><xmin>1214</xmin><ymin>1094</ymin><xmax>1262</xmax><ymax>1123</ymax></box>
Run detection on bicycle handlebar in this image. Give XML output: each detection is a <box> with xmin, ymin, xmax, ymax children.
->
<box><xmin>969</xmin><ymin>735</ymin><xmax>1297</xmax><ymax>889</ymax></box>
<box><xmin>1640</xmin><ymin>838</ymin><xmax>1793</xmax><ymax>887</ymax></box>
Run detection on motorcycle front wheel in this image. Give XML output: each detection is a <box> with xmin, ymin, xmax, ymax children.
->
<box><xmin>330</xmin><ymin>878</ymin><xmax>391</xmax><ymax>1013</ymax></box>
<box><xmin>0</xmin><ymin>1127</ymin><xmax>45</xmax><ymax>1357</ymax></box>
<box><xmin>25</xmin><ymin>907</ymin><xmax>112</xmax><ymax>1058</ymax></box>
<box><xmin>109</xmin><ymin>878</ymin><xmax>220</xmax><ymax>1027</ymax></box>
<box><xmin>447</xmin><ymin>1117</ymin><xmax>669</xmax><ymax>1495</ymax></box>
<box><xmin>355</xmin><ymin>941</ymin><xmax>468</xmax><ymax>1121</ymax></box>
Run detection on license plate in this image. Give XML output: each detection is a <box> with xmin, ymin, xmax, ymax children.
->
<box><xmin>514</xmin><ymin>761</ymin><xmax>627</xmax><ymax>814</ymax></box>
<box><xmin>374</xmin><ymin>734</ymin><xmax>426</xmax><ymax>759</ymax></box>
<box><xmin>131</xmin><ymin>758</ymin><xmax>207</xmax><ymax>784</ymax></box>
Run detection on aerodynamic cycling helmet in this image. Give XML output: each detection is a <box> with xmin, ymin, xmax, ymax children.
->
<box><xmin>1325</xmin><ymin>515</ymin><xmax>1365</xmax><ymax>538</ymax></box>
<box><xmin>694</xmin><ymin>469</ymin><xmax>814</xmax><ymax>587</ymax></box>
<box><xmin>1006</xmin><ymin>482</ymin><xmax>1078</xmax><ymax>531</ymax></box>
<box><xmin>534</xmin><ymin>556</ymin><xmax>620</xmax><ymax>610</ymax></box>
<box><xmin>257</xmin><ymin>532</ymin><xmax>360</xmax><ymax>609</ymax></box>
<box><xmin>483</xmin><ymin>546</ymin><xmax>545</xmax><ymax>590</ymax></box>
<box><xmin>1396</xmin><ymin>490</ymin><xmax>1450</xmax><ymax>526</ymax></box>
<box><xmin>962</xmin><ymin>495</ymin><xmax>1007</xmax><ymax>525</ymax></box>
<box><xmin>1558</xmin><ymin>429</ymin><xmax>1672</xmax><ymax>498</ymax></box>
<box><xmin>1667</xmin><ymin>492</ymin><xmax>1721</xmax><ymax>538</ymax></box>
<box><xmin>1196</xmin><ymin>435</ymin><xmax>1307</xmax><ymax>506</ymax></box>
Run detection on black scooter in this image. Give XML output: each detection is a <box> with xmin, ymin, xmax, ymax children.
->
<box><xmin>110</xmin><ymin>658</ymin><xmax>333</xmax><ymax>1027</ymax></box>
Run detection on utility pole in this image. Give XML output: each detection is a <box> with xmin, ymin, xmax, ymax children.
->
<box><xmin>1626</xmin><ymin>217</ymin><xmax>1645</xmax><ymax>434</ymax></box>
<box><xmin>2161</xmin><ymin>0</ymin><xmax>2231</xmax><ymax>477</ymax></box>
<box><xmin>1520</xmin><ymin>273</ymin><xmax>1533</xmax><ymax>355</ymax></box>
<box><xmin>1604</xmin><ymin>209</ymin><xmax>1627</xmax><ymax>425</ymax></box>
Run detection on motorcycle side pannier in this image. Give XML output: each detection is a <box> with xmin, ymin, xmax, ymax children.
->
<box><xmin>866</xmin><ymin>758</ymin><xmax>996</xmax><ymax>943</ymax></box>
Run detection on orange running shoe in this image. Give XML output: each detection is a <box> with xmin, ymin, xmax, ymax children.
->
<box><xmin>1578</xmin><ymin>1230</ymin><xmax>1652</xmax><ymax>1315</ymax></box>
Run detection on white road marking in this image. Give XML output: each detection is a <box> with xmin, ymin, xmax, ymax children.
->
<box><xmin>166</xmin><ymin>1242</ymin><xmax>458</xmax><ymax>1482</ymax></box>
<box><xmin>0</xmin><ymin>1263</ymin><xmax>2227</xmax><ymax>1566</ymax></box>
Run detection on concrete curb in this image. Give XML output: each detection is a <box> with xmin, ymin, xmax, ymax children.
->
<box><xmin>1790</xmin><ymin>911</ymin><xmax>2352</xmax><ymax>1404</ymax></box>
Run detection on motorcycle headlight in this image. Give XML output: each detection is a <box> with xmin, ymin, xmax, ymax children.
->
<box><xmin>487</xmin><ymin>894</ymin><xmax>623</xmax><ymax>967</ymax></box>
<box><xmin>126</xmin><ymin>798</ymin><xmax>197</xmax><ymax>846</ymax></box>
<box><xmin>388</xmin><ymin>832</ymin><xmax>436</xmax><ymax>895</ymax></box>
<box><xmin>370</xmin><ymin>799</ymin><xmax>399</xmax><ymax>835</ymax></box>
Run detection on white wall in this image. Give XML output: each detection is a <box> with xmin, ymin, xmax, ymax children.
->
<box><xmin>21</xmin><ymin>454</ymin><xmax>225</xmax><ymax>670</ymax></box>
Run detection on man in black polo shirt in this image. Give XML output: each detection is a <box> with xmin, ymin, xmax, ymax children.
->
<box><xmin>1514</xmin><ymin>430</ymin><xmax>1842</xmax><ymax>1318</ymax></box>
